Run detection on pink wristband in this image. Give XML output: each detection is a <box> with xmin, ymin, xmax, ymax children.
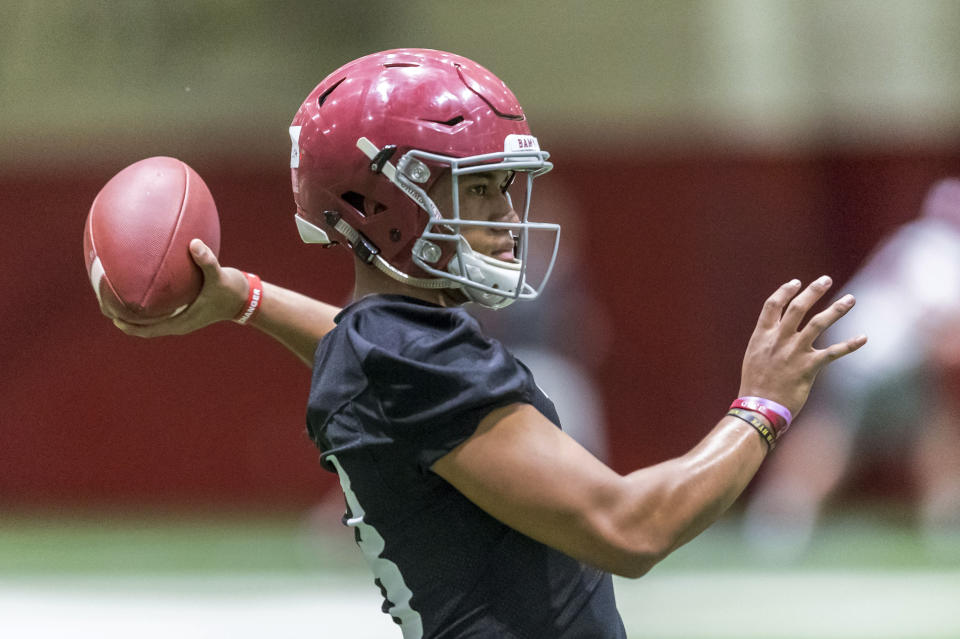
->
<box><xmin>730</xmin><ymin>396</ymin><xmax>793</xmax><ymax>435</ymax></box>
<box><xmin>234</xmin><ymin>272</ymin><xmax>263</xmax><ymax>325</ymax></box>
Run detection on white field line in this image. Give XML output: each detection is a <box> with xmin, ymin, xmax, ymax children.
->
<box><xmin>0</xmin><ymin>571</ymin><xmax>957</xmax><ymax>638</ymax></box>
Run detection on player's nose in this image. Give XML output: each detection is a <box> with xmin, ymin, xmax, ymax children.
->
<box><xmin>492</xmin><ymin>197</ymin><xmax>520</xmax><ymax>227</ymax></box>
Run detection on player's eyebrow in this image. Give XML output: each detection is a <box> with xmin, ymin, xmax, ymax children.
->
<box><xmin>462</xmin><ymin>171</ymin><xmax>498</xmax><ymax>181</ymax></box>
<box><xmin>460</xmin><ymin>171</ymin><xmax>514</xmax><ymax>192</ymax></box>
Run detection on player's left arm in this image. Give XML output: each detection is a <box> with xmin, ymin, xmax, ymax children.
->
<box><xmin>112</xmin><ymin>239</ymin><xmax>339</xmax><ymax>367</ymax></box>
<box><xmin>433</xmin><ymin>278</ymin><xmax>866</xmax><ymax>577</ymax></box>
<box><xmin>433</xmin><ymin>403</ymin><xmax>766</xmax><ymax>578</ymax></box>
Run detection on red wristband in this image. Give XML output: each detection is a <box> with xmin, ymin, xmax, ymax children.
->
<box><xmin>234</xmin><ymin>272</ymin><xmax>263</xmax><ymax>325</ymax></box>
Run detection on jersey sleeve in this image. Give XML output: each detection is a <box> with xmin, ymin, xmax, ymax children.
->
<box><xmin>360</xmin><ymin>307</ymin><xmax>536</xmax><ymax>472</ymax></box>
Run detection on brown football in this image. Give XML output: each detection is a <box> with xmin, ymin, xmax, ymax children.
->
<box><xmin>83</xmin><ymin>156</ymin><xmax>220</xmax><ymax>323</ymax></box>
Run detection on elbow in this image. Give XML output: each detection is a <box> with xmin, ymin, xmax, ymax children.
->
<box><xmin>618</xmin><ymin>560</ymin><xmax>656</xmax><ymax>580</ymax></box>
<box><xmin>616</xmin><ymin>542</ymin><xmax>670</xmax><ymax>579</ymax></box>
<box><xmin>592</xmin><ymin>521</ymin><xmax>673</xmax><ymax>579</ymax></box>
<box><xmin>586</xmin><ymin>481</ymin><xmax>679</xmax><ymax>579</ymax></box>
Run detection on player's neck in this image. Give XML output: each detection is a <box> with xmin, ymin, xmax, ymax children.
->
<box><xmin>352</xmin><ymin>257</ymin><xmax>457</xmax><ymax>307</ymax></box>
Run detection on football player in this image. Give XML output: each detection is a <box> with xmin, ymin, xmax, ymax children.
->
<box><xmin>113</xmin><ymin>48</ymin><xmax>866</xmax><ymax>638</ymax></box>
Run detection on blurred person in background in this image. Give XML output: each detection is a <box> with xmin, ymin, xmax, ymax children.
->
<box><xmin>743</xmin><ymin>178</ymin><xmax>960</xmax><ymax>560</ymax></box>
<box><xmin>109</xmin><ymin>48</ymin><xmax>866</xmax><ymax>638</ymax></box>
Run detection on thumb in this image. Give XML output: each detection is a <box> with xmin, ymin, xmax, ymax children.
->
<box><xmin>189</xmin><ymin>238</ymin><xmax>219</xmax><ymax>271</ymax></box>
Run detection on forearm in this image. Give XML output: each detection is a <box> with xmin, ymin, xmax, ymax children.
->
<box><xmin>619</xmin><ymin>416</ymin><xmax>768</xmax><ymax>564</ymax></box>
<box><xmin>109</xmin><ymin>241</ymin><xmax>344</xmax><ymax>366</ymax></box>
<box><xmin>246</xmin><ymin>281</ymin><xmax>340</xmax><ymax>367</ymax></box>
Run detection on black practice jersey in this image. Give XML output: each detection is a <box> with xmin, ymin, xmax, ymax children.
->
<box><xmin>306</xmin><ymin>294</ymin><xmax>627</xmax><ymax>639</ymax></box>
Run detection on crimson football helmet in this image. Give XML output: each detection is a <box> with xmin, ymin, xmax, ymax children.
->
<box><xmin>289</xmin><ymin>48</ymin><xmax>560</xmax><ymax>309</ymax></box>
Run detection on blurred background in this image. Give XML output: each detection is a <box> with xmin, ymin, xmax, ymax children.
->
<box><xmin>3</xmin><ymin>1</ymin><xmax>960</xmax><ymax>637</ymax></box>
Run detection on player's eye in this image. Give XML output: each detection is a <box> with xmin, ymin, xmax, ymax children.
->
<box><xmin>469</xmin><ymin>183</ymin><xmax>488</xmax><ymax>196</ymax></box>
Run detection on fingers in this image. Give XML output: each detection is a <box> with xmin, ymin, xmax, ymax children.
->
<box><xmin>757</xmin><ymin>279</ymin><xmax>802</xmax><ymax>329</ymax></box>
<box><xmin>742</xmin><ymin>275</ymin><xmax>866</xmax><ymax>415</ymax></box>
<box><xmin>798</xmin><ymin>292</ymin><xmax>856</xmax><ymax>347</ymax></box>
<box><xmin>821</xmin><ymin>334</ymin><xmax>868</xmax><ymax>362</ymax></box>
<box><xmin>111</xmin><ymin>307</ymin><xmax>198</xmax><ymax>338</ymax></box>
<box><xmin>780</xmin><ymin>275</ymin><xmax>833</xmax><ymax>333</ymax></box>
<box><xmin>779</xmin><ymin>279</ymin><xmax>867</xmax><ymax>365</ymax></box>
<box><xmin>189</xmin><ymin>238</ymin><xmax>220</xmax><ymax>272</ymax></box>
<box><xmin>112</xmin><ymin>316</ymin><xmax>182</xmax><ymax>338</ymax></box>
<box><xmin>113</xmin><ymin>317</ymin><xmax>163</xmax><ymax>338</ymax></box>
<box><xmin>799</xmin><ymin>292</ymin><xmax>867</xmax><ymax>367</ymax></box>
<box><xmin>106</xmin><ymin>244</ymin><xmax>239</xmax><ymax>339</ymax></box>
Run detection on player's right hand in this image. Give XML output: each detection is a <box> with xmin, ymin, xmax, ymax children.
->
<box><xmin>737</xmin><ymin>276</ymin><xmax>867</xmax><ymax>417</ymax></box>
<box><xmin>112</xmin><ymin>239</ymin><xmax>248</xmax><ymax>338</ymax></box>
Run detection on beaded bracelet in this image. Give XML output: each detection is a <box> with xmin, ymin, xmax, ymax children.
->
<box><xmin>234</xmin><ymin>272</ymin><xmax>263</xmax><ymax>325</ymax></box>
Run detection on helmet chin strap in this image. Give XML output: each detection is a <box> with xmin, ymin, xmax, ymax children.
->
<box><xmin>374</xmin><ymin>255</ymin><xmax>454</xmax><ymax>290</ymax></box>
<box><xmin>295</xmin><ymin>212</ymin><xmax>454</xmax><ymax>290</ymax></box>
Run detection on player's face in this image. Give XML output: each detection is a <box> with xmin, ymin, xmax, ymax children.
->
<box><xmin>429</xmin><ymin>170</ymin><xmax>520</xmax><ymax>263</ymax></box>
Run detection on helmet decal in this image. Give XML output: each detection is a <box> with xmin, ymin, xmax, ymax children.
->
<box><xmin>504</xmin><ymin>134</ymin><xmax>540</xmax><ymax>153</ymax></box>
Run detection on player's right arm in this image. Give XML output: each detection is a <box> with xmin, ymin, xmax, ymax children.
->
<box><xmin>433</xmin><ymin>277</ymin><xmax>867</xmax><ymax>577</ymax></box>
<box><xmin>111</xmin><ymin>239</ymin><xmax>339</xmax><ymax>367</ymax></box>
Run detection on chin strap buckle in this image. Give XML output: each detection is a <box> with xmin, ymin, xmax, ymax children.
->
<box><xmin>324</xmin><ymin>211</ymin><xmax>379</xmax><ymax>264</ymax></box>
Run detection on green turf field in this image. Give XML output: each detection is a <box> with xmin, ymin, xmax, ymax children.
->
<box><xmin>1</xmin><ymin>506</ymin><xmax>957</xmax><ymax>638</ymax></box>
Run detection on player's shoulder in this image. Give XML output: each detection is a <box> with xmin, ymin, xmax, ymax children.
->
<box><xmin>338</xmin><ymin>293</ymin><xmax>468</xmax><ymax>325</ymax></box>
<box><xmin>331</xmin><ymin>294</ymin><xmax>486</xmax><ymax>360</ymax></box>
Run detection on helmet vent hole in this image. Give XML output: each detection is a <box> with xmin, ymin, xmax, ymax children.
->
<box><xmin>341</xmin><ymin>191</ymin><xmax>366</xmax><ymax>216</ymax></box>
<box><xmin>317</xmin><ymin>78</ymin><xmax>346</xmax><ymax>108</ymax></box>
<box><xmin>341</xmin><ymin>192</ymin><xmax>387</xmax><ymax>218</ymax></box>
<box><xmin>423</xmin><ymin>115</ymin><xmax>464</xmax><ymax>127</ymax></box>
<box><xmin>383</xmin><ymin>63</ymin><xmax>419</xmax><ymax>68</ymax></box>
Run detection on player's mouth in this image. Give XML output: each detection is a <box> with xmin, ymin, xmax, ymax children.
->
<box><xmin>491</xmin><ymin>243</ymin><xmax>518</xmax><ymax>263</ymax></box>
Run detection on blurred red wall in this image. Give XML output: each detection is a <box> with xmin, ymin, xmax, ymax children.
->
<box><xmin>2</xmin><ymin>146</ymin><xmax>958</xmax><ymax>509</ymax></box>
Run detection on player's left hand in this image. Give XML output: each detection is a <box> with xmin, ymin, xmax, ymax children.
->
<box><xmin>112</xmin><ymin>238</ymin><xmax>248</xmax><ymax>337</ymax></box>
<box><xmin>738</xmin><ymin>276</ymin><xmax>868</xmax><ymax>417</ymax></box>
